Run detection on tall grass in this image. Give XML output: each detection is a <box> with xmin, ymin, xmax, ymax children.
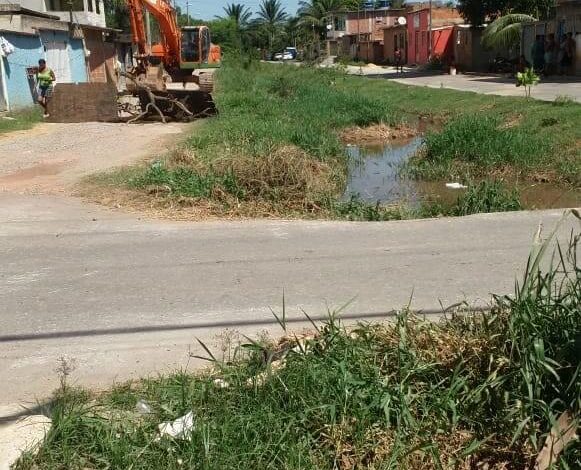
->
<box><xmin>17</xmin><ymin>214</ymin><xmax>581</xmax><ymax>469</ymax></box>
<box><xmin>92</xmin><ymin>62</ymin><xmax>580</xmax><ymax>217</ymax></box>
<box><xmin>409</xmin><ymin>115</ymin><xmax>554</xmax><ymax>181</ymax></box>
<box><xmin>196</xmin><ymin>62</ymin><xmax>399</xmax><ymax>161</ymax></box>
<box><xmin>452</xmin><ymin>180</ymin><xmax>522</xmax><ymax>215</ymax></box>
<box><xmin>0</xmin><ymin>108</ymin><xmax>42</xmax><ymax>134</ymax></box>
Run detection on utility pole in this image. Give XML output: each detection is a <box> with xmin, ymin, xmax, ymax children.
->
<box><xmin>428</xmin><ymin>0</ymin><xmax>433</xmax><ymax>61</ymax></box>
<box><xmin>356</xmin><ymin>2</ymin><xmax>361</xmax><ymax>61</ymax></box>
<box><xmin>185</xmin><ymin>1</ymin><xmax>191</xmax><ymax>26</ymax></box>
<box><xmin>145</xmin><ymin>10</ymin><xmax>152</xmax><ymax>49</ymax></box>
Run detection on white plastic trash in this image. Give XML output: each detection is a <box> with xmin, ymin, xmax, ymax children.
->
<box><xmin>158</xmin><ymin>411</ymin><xmax>195</xmax><ymax>440</ymax></box>
<box><xmin>446</xmin><ymin>183</ymin><xmax>467</xmax><ymax>190</ymax></box>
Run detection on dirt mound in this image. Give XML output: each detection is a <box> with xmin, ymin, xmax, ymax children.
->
<box><xmin>340</xmin><ymin>124</ymin><xmax>417</xmax><ymax>145</ymax></box>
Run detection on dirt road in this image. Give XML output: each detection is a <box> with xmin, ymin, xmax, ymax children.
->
<box><xmin>0</xmin><ymin>122</ymin><xmax>188</xmax><ymax>194</ymax></box>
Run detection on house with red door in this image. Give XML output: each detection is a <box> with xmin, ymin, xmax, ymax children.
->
<box><xmin>406</xmin><ymin>5</ymin><xmax>463</xmax><ymax>66</ymax></box>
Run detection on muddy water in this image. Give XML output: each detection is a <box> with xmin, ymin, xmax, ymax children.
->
<box><xmin>344</xmin><ymin>139</ymin><xmax>581</xmax><ymax>210</ymax></box>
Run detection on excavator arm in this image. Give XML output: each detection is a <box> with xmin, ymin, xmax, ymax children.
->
<box><xmin>126</xmin><ymin>0</ymin><xmax>181</xmax><ymax>68</ymax></box>
<box><xmin>126</xmin><ymin>0</ymin><xmax>147</xmax><ymax>58</ymax></box>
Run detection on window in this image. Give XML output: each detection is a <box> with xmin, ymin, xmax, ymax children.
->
<box><xmin>413</xmin><ymin>14</ymin><xmax>420</xmax><ymax>29</ymax></box>
<box><xmin>181</xmin><ymin>28</ymin><xmax>200</xmax><ymax>62</ymax></box>
<box><xmin>87</xmin><ymin>0</ymin><xmax>93</xmax><ymax>12</ymax></box>
<box><xmin>95</xmin><ymin>0</ymin><xmax>100</xmax><ymax>14</ymax></box>
<box><xmin>47</xmin><ymin>0</ymin><xmax>84</xmax><ymax>10</ymax></box>
<box><xmin>201</xmin><ymin>28</ymin><xmax>210</xmax><ymax>61</ymax></box>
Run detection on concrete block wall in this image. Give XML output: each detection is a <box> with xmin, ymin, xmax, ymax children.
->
<box><xmin>47</xmin><ymin>82</ymin><xmax>117</xmax><ymax>122</ymax></box>
<box><xmin>84</xmin><ymin>29</ymin><xmax>116</xmax><ymax>84</ymax></box>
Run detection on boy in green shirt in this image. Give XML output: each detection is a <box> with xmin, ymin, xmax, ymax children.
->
<box><xmin>36</xmin><ymin>59</ymin><xmax>56</xmax><ymax>117</ymax></box>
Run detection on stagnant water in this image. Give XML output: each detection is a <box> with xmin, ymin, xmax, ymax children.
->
<box><xmin>344</xmin><ymin>138</ymin><xmax>581</xmax><ymax>210</ymax></box>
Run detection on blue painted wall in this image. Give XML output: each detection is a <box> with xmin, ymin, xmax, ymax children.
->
<box><xmin>39</xmin><ymin>30</ymin><xmax>88</xmax><ymax>84</ymax></box>
<box><xmin>2</xmin><ymin>30</ymin><xmax>88</xmax><ymax>109</ymax></box>
<box><xmin>2</xmin><ymin>32</ymin><xmax>43</xmax><ymax>109</ymax></box>
<box><xmin>69</xmin><ymin>38</ymin><xmax>87</xmax><ymax>82</ymax></box>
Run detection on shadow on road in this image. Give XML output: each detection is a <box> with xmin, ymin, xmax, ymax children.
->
<box><xmin>0</xmin><ymin>306</ymin><xmax>488</xmax><ymax>344</ymax></box>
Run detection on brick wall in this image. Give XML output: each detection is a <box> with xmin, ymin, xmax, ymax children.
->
<box><xmin>47</xmin><ymin>82</ymin><xmax>117</xmax><ymax>122</ymax></box>
<box><xmin>407</xmin><ymin>7</ymin><xmax>463</xmax><ymax>64</ymax></box>
<box><xmin>84</xmin><ymin>29</ymin><xmax>116</xmax><ymax>84</ymax></box>
<box><xmin>384</xmin><ymin>25</ymin><xmax>407</xmax><ymax>64</ymax></box>
<box><xmin>346</xmin><ymin>9</ymin><xmax>404</xmax><ymax>42</ymax></box>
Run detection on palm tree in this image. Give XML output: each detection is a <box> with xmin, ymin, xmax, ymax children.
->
<box><xmin>256</xmin><ymin>0</ymin><xmax>288</xmax><ymax>52</ymax></box>
<box><xmin>298</xmin><ymin>0</ymin><xmax>347</xmax><ymax>58</ymax></box>
<box><xmin>298</xmin><ymin>0</ymin><xmax>347</xmax><ymax>31</ymax></box>
<box><xmin>221</xmin><ymin>3</ymin><xmax>252</xmax><ymax>27</ymax></box>
<box><xmin>482</xmin><ymin>14</ymin><xmax>536</xmax><ymax>51</ymax></box>
<box><xmin>390</xmin><ymin>0</ymin><xmax>406</xmax><ymax>8</ymax></box>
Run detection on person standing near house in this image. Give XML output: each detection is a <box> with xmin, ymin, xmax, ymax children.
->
<box><xmin>544</xmin><ymin>34</ymin><xmax>558</xmax><ymax>76</ymax></box>
<box><xmin>532</xmin><ymin>35</ymin><xmax>545</xmax><ymax>73</ymax></box>
<box><xmin>560</xmin><ymin>33</ymin><xmax>576</xmax><ymax>75</ymax></box>
<box><xmin>36</xmin><ymin>59</ymin><xmax>55</xmax><ymax>118</ymax></box>
<box><xmin>394</xmin><ymin>47</ymin><xmax>404</xmax><ymax>73</ymax></box>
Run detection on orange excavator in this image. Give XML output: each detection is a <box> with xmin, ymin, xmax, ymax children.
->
<box><xmin>125</xmin><ymin>0</ymin><xmax>221</xmax><ymax>119</ymax></box>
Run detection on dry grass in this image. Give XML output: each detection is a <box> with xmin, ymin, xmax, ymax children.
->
<box><xmin>79</xmin><ymin>144</ymin><xmax>344</xmax><ymax>220</ymax></box>
<box><xmin>339</xmin><ymin>123</ymin><xmax>417</xmax><ymax>145</ymax></box>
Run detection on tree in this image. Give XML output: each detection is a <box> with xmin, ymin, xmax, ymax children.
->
<box><xmin>457</xmin><ymin>0</ymin><xmax>508</xmax><ymax>27</ymax></box>
<box><xmin>457</xmin><ymin>0</ymin><xmax>555</xmax><ymax>27</ymax></box>
<box><xmin>510</xmin><ymin>0</ymin><xmax>554</xmax><ymax>20</ymax></box>
<box><xmin>298</xmin><ymin>0</ymin><xmax>347</xmax><ymax>34</ymax></box>
<box><xmin>482</xmin><ymin>13</ymin><xmax>536</xmax><ymax>50</ymax></box>
<box><xmin>516</xmin><ymin>67</ymin><xmax>540</xmax><ymax>98</ymax></box>
<box><xmin>104</xmin><ymin>0</ymin><xmax>130</xmax><ymax>31</ymax></box>
<box><xmin>256</xmin><ymin>0</ymin><xmax>288</xmax><ymax>52</ymax></box>
<box><xmin>221</xmin><ymin>3</ymin><xmax>253</xmax><ymax>27</ymax></box>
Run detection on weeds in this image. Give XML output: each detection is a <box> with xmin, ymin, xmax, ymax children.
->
<box><xmin>419</xmin><ymin>114</ymin><xmax>552</xmax><ymax>169</ymax></box>
<box><xmin>0</xmin><ymin>108</ymin><xmax>42</xmax><ymax>134</ymax></box>
<box><xmin>16</xmin><ymin>214</ymin><xmax>581</xmax><ymax>469</ymax></box>
<box><xmin>90</xmin><ymin>62</ymin><xmax>580</xmax><ymax>218</ymax></box>
<box><xmin>451</xmin><ymin>180</ymin><xmax>522</xmax><ymax>216</ymax></box>
<box><xmin>553</xmin><ymin>95</ymin><xmax>576</xmax><ymax>106</ymax></box>
<box><xmin>331</xmin><ymin>196</ymin><xmax>414</xmax><ymax>221</ymax></box>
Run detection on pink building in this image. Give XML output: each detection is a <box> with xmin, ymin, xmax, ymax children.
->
<box><xmin>406</xmin><ymin>6</ymin><xmax>463</xmax><ymax>65</ymax></box>
<box><xmin>345</xmin><ymin>9</ymin><xmax>405</xmax><ymax>42</ymax></box>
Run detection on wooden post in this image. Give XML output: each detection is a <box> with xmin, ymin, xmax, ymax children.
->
<box><xmin>428</xmin><ymin>0</ymin><xmax>433</xmax><ymax>60</ymax></box>
<box><xmin>0</xmin><ymin>55</ymin><xmax>10</xmax><ymax>111</ymax></box>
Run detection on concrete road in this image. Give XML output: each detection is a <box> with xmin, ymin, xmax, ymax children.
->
<box><xmin>0</xmin><ymin>192</ymin><xmax>577</xmax><ymax>414</ymax></box>
<box><xmin>345</xmin><ymin>65</ymin><xmax>581</xmax><ymax>102</ymax></box>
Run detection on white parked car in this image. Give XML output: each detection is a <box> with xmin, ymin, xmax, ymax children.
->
<box><xmin>274</xmin><ymin>51</ymin><xmax>294</xmax><ymax>61</ymax></box>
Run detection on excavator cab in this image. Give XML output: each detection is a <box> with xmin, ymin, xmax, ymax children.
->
<box><xmin>180</xmin><ymin>26</ymin><xmax>220</xmax><ymax>70</ymax></box>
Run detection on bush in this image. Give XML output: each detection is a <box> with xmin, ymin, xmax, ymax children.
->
<box><xmin>452</xmin><ymin>180</ymin><xmax>522</xmax><ymax>215</ymax></box>
<box><xmin>423</xmin><ymin>115</ymin><xmax>552</xmax><ymax>168</ymax></box>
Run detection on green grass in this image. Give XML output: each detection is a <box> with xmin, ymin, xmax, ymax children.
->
<box><xmin>410</xmin><ymin>115</ymin><xmax>553</xmax><ymax>179</ymax></box>
<box><xmin>333</xmin><ymin>180</ymin><xmax>522</xmax><ymax>221</ymax></box>
<box><xmin>16</xmin><ymin>214</ymin><xmax>581</xmax><ymax>469</ymax></box>
<box><xmin>96</xmin><ymin>61</ymin><xmax>580</xmax><ymax>219</ymax></box>
<box><xmin>0</xmin><ymin>108</ymin><xmax>42</xmax><ymax>134</ymax></box>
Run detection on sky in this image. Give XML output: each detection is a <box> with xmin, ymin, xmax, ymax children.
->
<box><xmin>180</xmin><ymin>0</ymin><xmax>302</xmax><ymax>21</ymax></box>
